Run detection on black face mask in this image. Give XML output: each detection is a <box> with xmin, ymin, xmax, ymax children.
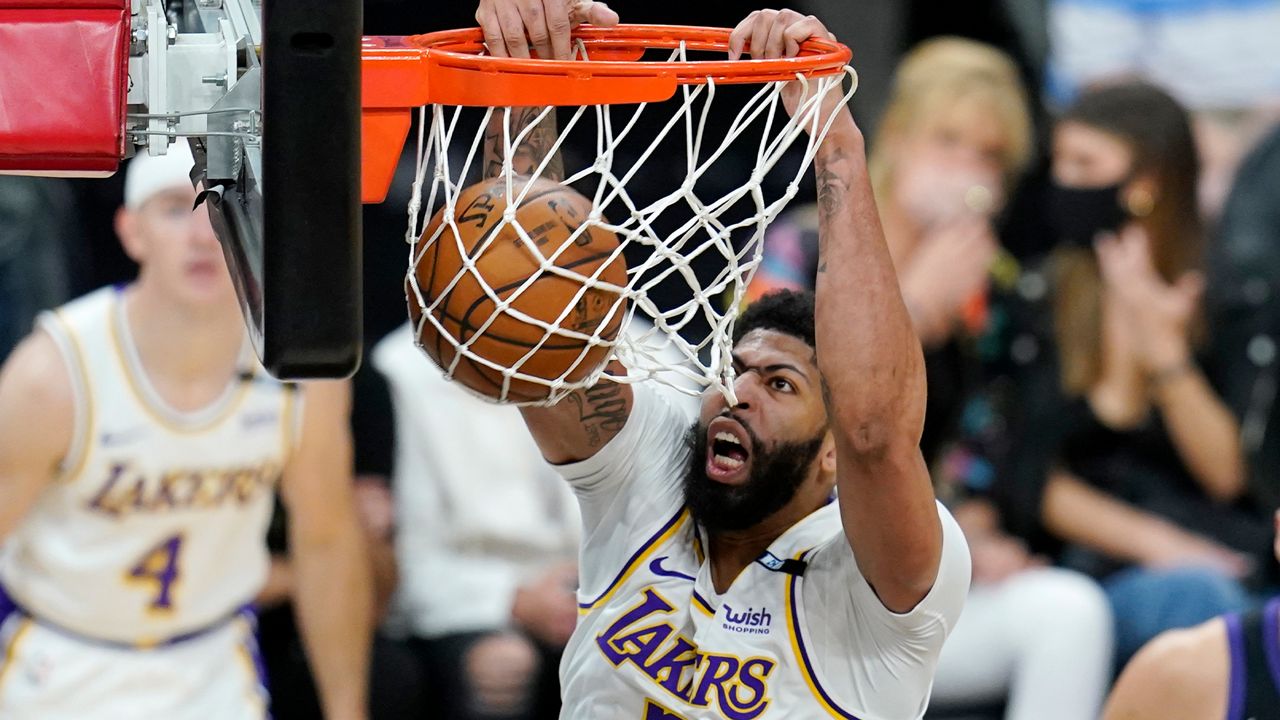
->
<box><xmin>1046</xmin><ymin>181</ymin><xmax>1130</xmax><ymax>249</ymax></box>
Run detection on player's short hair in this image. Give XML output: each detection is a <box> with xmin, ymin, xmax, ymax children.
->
<box><xmin>733</xmin><ymin>289</ymin><xmax>816</xmax><ymax>350</ymax></box>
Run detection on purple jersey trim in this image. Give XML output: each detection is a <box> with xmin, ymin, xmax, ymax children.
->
<box><xmin>1225</xmin><ymin>612</ymin><xmax>1247</xmax><ymax>720</ymax></box>
<box><xmin>0</xmin><ymin>586</ymin><xmax>251</xmax><ymax>650</ymax></box>
<box><xmin>0</xmin><ymin>584</ymin><xmax>15</xmax><ymax>626</ymax></box>
<box><xmin>578</xmin><ymin>508</ymin><xmax>686</xmax><ymax>610</ymax></box>
<box><xmin>690</xmin><ymin>589</ymin><xmax>715</xmax><ymax>616</ymax></box>
<box><xmin>787</xmin><ymin>549</ymin><xmax>863</xmax><ymax>720</ymax></box>
<box><xmin>237</xmin><ymin>608</ymin><xmax>272</xmax><ymax>719</ymax></box>
<box><xmin>1263</xmin><ymin>597</ymin><xmax>1280</xmax><ymax>700</ymax></box>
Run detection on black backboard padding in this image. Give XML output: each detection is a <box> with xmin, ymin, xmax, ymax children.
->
<box><xmin>261</xmin><ymin>0</ymin><xmax>362</xmax><ymax>378</ymax></box>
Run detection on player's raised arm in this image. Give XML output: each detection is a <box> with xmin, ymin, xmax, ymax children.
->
<box><xmin>279</xmin><ymin>380</ymin><xmax>373</xmax><ymax>720</ymax></box>
<box><xmin>474</xmin><ymin>0</ymin><xmax>632</xmax><ymax>465</ymax></box>
<box><xmin>735</xmin><ymin>10</ymin><xmax>943</xmax><ymax>612</ymax></box>
<box><xmin>0</xmin><ymin>331</ymin><xmax>73</xmax><ymax>541</ymax></box>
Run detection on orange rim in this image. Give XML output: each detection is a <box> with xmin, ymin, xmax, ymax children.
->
<box><xmin>362</xmin><ymin>24</ymin><xmax>851</xmax><ymax>107</ymax></box>
<box><xmin>359</xmin><ymin>24</ymin><xmax>851</xmax><ymax>203</ymax></box>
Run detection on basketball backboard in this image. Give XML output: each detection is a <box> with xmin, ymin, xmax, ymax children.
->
<box><xmin>180</xmin><ymin>0</ymin><xmax>363</xmax><ymax>378</ymax></box>
<box><xmin>0</xmin><ymin>0</ymin><xmax>362</xmax><ymax>379</ymax></box>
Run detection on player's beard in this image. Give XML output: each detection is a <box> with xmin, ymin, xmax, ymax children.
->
<box><xmin>681</xmin><ymin>418</ymin><xmax>826</xmax><ymax>533</ymax></box>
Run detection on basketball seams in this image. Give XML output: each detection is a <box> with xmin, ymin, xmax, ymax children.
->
<box><xmin>411</xmin><ymin>176</ymin><xmax>627</xmax><ymax>401</ymax></box>
<box><xmin>457</xmin><ymin>251</ymin><xmax>622</xmax><ymax>348</ymax></box>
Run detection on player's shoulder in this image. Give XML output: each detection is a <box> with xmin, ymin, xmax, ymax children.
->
<box><xmin>47</xmin><ymin>284</ymin><xmax>116</xmax><ymax>328</ymax></box>
<box><xmin>0</xmin><ymin>328</ymin><xmax>76</xmax><ymax>460</ymax></box>
<box><xmin>1105</xmin><ymin>617</ymin><xmax>1228</xmax><ymax>720</ymax></box>
<box><xmin>0</xmin><ymin>328</ymin><xmax>73</xmax><ymax>408</ymax></box>
<box><xmin>1134</xmin><ymin>617</ymin><xmax>1228</xmax><ymax>678</ymax></box>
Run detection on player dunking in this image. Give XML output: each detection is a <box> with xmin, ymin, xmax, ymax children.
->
<box><xmin>471</xmin><ymin>3</ymin><xmax>971</xmax><ymax>718</ymax></box>
<box><xmin>0</xmin><ymin>144</ymin><xmax>372</xmax><ymax>719</ymax></box>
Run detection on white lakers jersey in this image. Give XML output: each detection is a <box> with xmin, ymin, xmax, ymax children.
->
<box><xmin>558</xmin><ymin>383</ymin><xmax>971</xmax><ymax>720</ymax></box>
<box><xmin>0</xmin><ymin>286</ymin><xmax>299</xmax><ymax>645</ymax></box>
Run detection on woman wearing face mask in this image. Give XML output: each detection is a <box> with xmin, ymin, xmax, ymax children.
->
<box><xmin>749</xmin><ymin>38</ymin><xmax>1116</xmax><ymax>720</ymax></box>
<box><xmin>1034</xmin><ymin>82</ymin><xmax>1276</xmax><ymax>667</ymax></box>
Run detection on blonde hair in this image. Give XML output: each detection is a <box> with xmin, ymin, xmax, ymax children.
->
<box><xmin>869</xmin><ymin>37</ymin><xmax>1033</xmax><ymax>202</ymax></box>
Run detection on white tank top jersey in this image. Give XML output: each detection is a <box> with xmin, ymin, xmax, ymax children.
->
<box><xmin>0</xmin><ymin>286</ymin><xmax>300</xmax><ymax>646</ymax></box>
<box><xmin>557</xmin><ymin>383</ymin><xmax>971</xmax><ymax>720</ymax></box>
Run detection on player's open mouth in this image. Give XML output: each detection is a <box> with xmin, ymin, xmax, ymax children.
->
<box><xmin>706</xmin><ymin>416</ymin><xmax>752</xmax><ymax>485</ymax></box>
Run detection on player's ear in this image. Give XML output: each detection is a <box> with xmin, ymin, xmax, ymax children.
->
<box><xmin>820</xmin><ymin>430</ymin><xmax>837</xmax><ymax>475</ymax></box>
<box><xmin>115</xmin><ymin>206</ymin><xmax>147</xmax><ymax>263</ymax></box>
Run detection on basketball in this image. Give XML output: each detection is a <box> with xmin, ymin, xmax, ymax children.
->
<box><xmin>408</xmin><ymin>176</ymin><xmax>627</xmax><ymax>402</ymax></box>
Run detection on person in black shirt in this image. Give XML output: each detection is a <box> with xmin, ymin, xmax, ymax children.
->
<box><xmin>1022</xmin><ymin>82</ymin><xmax>1274</xmax><ymax>665</ymax></box>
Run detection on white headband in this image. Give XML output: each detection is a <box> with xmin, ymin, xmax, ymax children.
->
<box><xmin>124</xmin><ymin>142</ymin><xmax>196</xmax><ymax>209</ymax></box>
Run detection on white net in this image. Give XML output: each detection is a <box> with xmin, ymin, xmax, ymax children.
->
<box><xmin>405</xmin><ymin>43</ymin><xmax>856</xmax><ymax>406</ymax></box>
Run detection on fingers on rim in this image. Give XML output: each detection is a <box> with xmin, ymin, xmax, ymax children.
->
<box><xmin>519</xmin><ymin>0</ymin><xmax>554</xmax><ymax>60</ymax></box>
<box><xmin>727</xmin><ymin>10</ymin><xmax>758</xmax><ymax>61</ymax></box>
<box><xmin>749</xmin><ymin>10</ymin><xmax>776</xmax><ymax>60</ymax></box>
<box><xmin>588</xmin><ymin>1</ymin><xmax>619</xmax><ymax>26</ymax></box>
<box><xmin>477</xmin><ymin>8</ymin><xmax>507</xmax><ymax>57</ymax></box>
<box><xmin>764</xmin><ymin>16</ymin><xmax>789</xmax><ymax>59</ymax></box>
<box><xmin>783</xmin><ymin>16</ymin><xmax>828</xmax><ymax>55</ymax></box>
<box><xmin>543</xmin><ymin>0</ymin><xmax>572</xmax><ymax>58</ymax></box>
<box><xmin>496</xmin><ymin>3</ymin><xmax>531</xmax><ymax>59</ymax></box>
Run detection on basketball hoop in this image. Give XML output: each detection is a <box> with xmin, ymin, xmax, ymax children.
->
<box><xmin>361</xmin><ymin>24</ymin><xmax>856</xmax><ymax>405</ymax></box>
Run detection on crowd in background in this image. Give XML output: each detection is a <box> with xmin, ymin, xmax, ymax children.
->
<box><xmin>3</xmin><ymin>0</ymin><xmax>1280</xmax><ymax>718</ymax></box>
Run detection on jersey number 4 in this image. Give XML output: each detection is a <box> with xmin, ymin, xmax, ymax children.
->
<box><xmin>125</xmin><ymin>533</ymin><xmax>184</xmax><ymax>612</ymax></box>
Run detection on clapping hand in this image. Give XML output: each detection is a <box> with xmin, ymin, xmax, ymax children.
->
<box><xmin>1095</xmin><ymin>225</ymin><xmax>1203</xmax><ymax>374</ymax></box>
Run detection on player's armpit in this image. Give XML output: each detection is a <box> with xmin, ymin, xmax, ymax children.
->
<box><xmin>0</xmin><ymin>330</ymin><xmax>75</xmax><ymax>540</ymax></box>
<box><xmin>520</xmin><ymin>361</ymin><xmax>633</xmax><ymax>465</ymax></box>
<box><xmin>1102</xmin><ymin>620</ymin><xmax>1228</xmax><ymax>720</ymax></box>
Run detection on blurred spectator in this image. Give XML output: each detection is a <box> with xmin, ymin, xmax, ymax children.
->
<box><xmin>1205</xmin><ymin>124</ymin><xmax>1280</xmax><ymax>517</ymax></box>
<box><xmin>748</xmin><ymin>38</ymin><xmax>1114</xmax><ymax>719</ymax></box>
<box><xmin>375</xmin><ymin>324</ymin><xmax>579</xmax><ymax>720</ymax></box>
<box><xmin>0</xmin><ymin>177</ymin><xmax>78</xmax><ymax>361</ymax></box>
<box><xmin>1045</xmin><ymin>0</ymin><xmax>1280</xmax><ymax>216</ymax></box>
<box><xmin>799</xmin><ymin>0</ymin><xmax>1043</xmax><ymax>136</ymax></box>
<box><xmin>257</xmin><ymin>364</ymin><xmax>418</xmax><ymax>720</ymax></box>
<box><xmin>750</xmin><ymin>36</ymin><xmax>1036</xmax><ymax>461</ymax></box>
<box><xmin>1019</xmin><ymin>82</ymin><xmax>1275</xmax><ymax>665</ymax></box>
<box><xmin>1100</xmin><ymin>510</ymin><xmax>1280</xmax><ymax>719</ymax></box>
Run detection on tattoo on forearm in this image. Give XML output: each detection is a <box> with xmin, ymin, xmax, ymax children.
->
<box><xmin>482</xmin><ymin>106</ymin><xmax>565</xmax><ymax>181</ymax></box>
<box><xmin>814</xmin><ymin>155</ymin><xmax>849</xmax><ymax>274</ymax></box>
<box><xmin>569</xmin><ymin>383</ymin><xmax>629</xmax><ymax>447</ymax></box>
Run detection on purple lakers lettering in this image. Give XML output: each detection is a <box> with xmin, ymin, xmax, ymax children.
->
<box><xmin>87</xmin><ymin>460</ymin><xmax>281</xmax><ymax>518</ymax></box>
<box><xmin>597</xmin><ymin>588</ymin><xmax>776</xmax><ymax>720</ymax></box>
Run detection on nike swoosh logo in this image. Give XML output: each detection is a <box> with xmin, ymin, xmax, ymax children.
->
<box><xmin>649</xmin><ymin>556</ymin><xmax>696</xmax><ymax>582</ymax></box>
<box><xmin>100</xmin><ymin>426</ymin><xmax>148</xmax><ymax>447</ymax></box>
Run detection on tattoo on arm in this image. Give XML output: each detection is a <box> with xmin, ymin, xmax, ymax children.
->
<box><xmin>814</xmin><ymin>151</ymin><xmax>850</xmax><ymax>274</ymax></box>
<box><xmin>568</xmin><ymin>383</ymin><xmax>629</xmax><ymax>448</ymax></box>
<box><xmin>482</xmin><ymin>106</ymin><xmax>565</xmax><ymax>182</ymax></box>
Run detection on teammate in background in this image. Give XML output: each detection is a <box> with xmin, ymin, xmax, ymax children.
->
<box><xmin>472</xmin><ymin>3</ymin><xmax>970</xmax><ymax>718</ymax></box>
<box><xmin>1102</xmin><ymin>508</ymin><xmax>1280</xmax><ymax>720</ymax></box>
<box><xmin>0</xmin><ymin>142</ymin><xmax>372</xmax><ymax>719</ymax></box>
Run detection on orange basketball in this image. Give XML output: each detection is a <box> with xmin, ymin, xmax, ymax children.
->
<box><xmin>408</xmin><ymin>176</ymin><xmax>627</xmax><ymax>402</ymax></box>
